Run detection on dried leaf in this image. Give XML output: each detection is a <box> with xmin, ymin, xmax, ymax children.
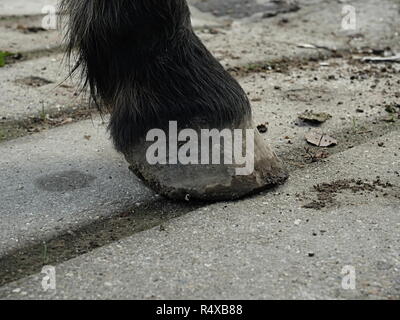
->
<box><xmin>305</xmin><ymin>131</ymin><xmax>337</xmax><ymax>147</ymax></box>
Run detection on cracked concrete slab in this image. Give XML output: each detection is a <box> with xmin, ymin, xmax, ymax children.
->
<box><xmin>1</xmin><ymin>0</ymin><xmax>399</xmax><ymax>300</ymax></box>
<box><xmin>1</xmin><ymin>52</ymin><xmax>399</xmax><ymax>269</ymax></box>
<box><xmin>0</xmin><ymin>118</ymin><xmax>156</xmax><ymax>258</ymax></box>
<box><xmin>1</xmin><ymin>129</ymin><xmax>398</xmax><ymax>300</ymax></box>
<box><xmin>189</xmin><ymin>0</ymin><xmax>400</xmax><ymax>71</ymax></box>
<box><xmin>1</xmin><ymin>53</ymin><xmax>398</xmax><ymax>255</ymax></box>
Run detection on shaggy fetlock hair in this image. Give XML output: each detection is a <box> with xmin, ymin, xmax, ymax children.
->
<box><xmin>60</xmin><ymin>0</ymin><xmax>251</xmax><ymax>153</ymax></box>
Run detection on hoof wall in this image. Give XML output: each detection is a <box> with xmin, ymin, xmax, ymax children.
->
<box><xmin>125</xmin><ymin>124</ymin><xmax>288</xmax><ymax>201</ymax></box>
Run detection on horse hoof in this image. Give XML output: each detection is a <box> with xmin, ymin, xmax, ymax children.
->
<box><xmin>60</xmin><ymin>0</ymin><xmax>289</xmax><ymax>202</ymax></box>
<box><xmin>125</xmin><ymin>121</ymin><xmax>288</xmax><ymax>201</ymax></box>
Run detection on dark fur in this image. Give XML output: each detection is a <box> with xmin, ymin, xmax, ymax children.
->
<box><xmin>60</xmin><ymin>0</ymin><xmax>251</xmax><ymax>153</ymax></box>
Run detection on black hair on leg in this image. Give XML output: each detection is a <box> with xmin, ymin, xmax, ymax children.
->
<box><xmin>60</xmin><ymin>0</ymin><xmax>251</xmax><ymax>153</ymax></box>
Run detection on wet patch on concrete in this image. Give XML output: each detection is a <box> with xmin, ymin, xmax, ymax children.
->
<box><xmin>1</xmin><ymin>116</ymin><xmax>399</xmax><ymax>288</ymax></box>
<box><xmin>35</xmin><ymin>170</ymin><xmax>96</xmax><ymax>192</ymax></box>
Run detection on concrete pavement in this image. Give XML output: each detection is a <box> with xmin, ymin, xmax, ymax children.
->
<box><xmin>0</xmin><ymin>0</ymin><xmax>399</xmax><ymax>299</ymax></box>
<box><xmin>1</xmin><ymin>129</ymin><xmax>399</xmax><ymax>299</ymax></box>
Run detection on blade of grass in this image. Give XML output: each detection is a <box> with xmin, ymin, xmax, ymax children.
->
<box><xmin>0</xmin><ymin>51</ymin><xmax>14</xmax><ymax>67</ymax></box>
